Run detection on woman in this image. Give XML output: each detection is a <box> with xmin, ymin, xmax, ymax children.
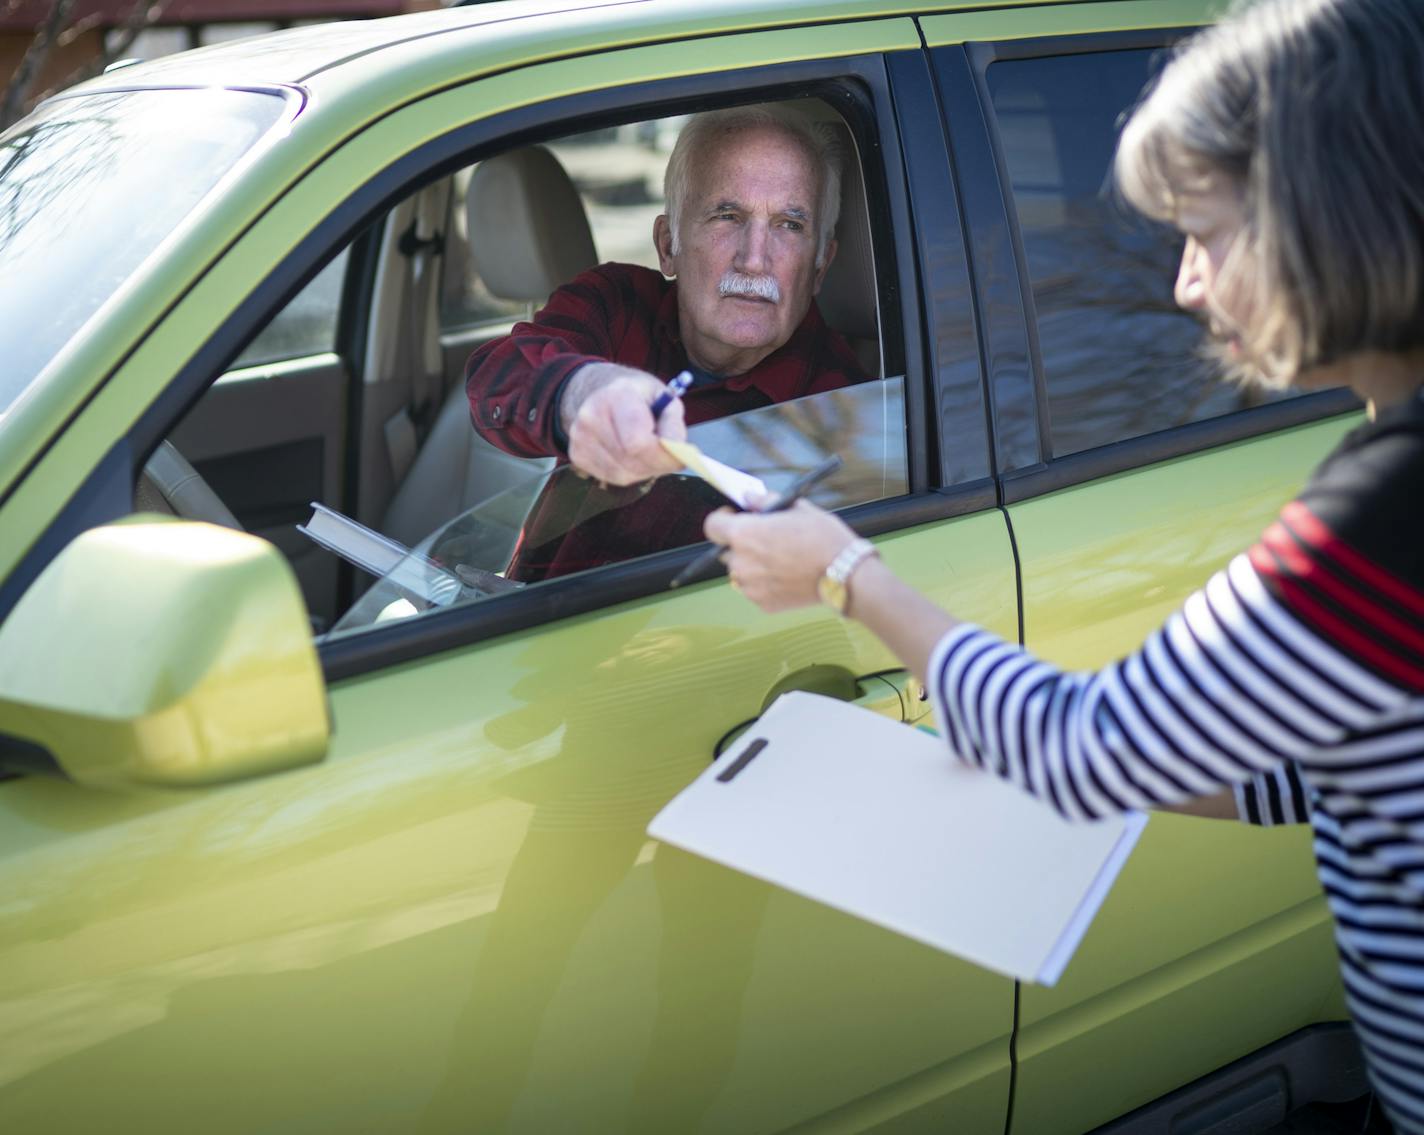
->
<box><xmin>704</xmin><ymin>0</ymin><xmax>1424</xmax><ymax>1128</ymax></box>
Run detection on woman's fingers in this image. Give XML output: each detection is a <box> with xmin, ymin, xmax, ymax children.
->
<box><xmin>704</xmin><ymin>502</ymin><xmax>859</xmax><ymax>611</ymax></box>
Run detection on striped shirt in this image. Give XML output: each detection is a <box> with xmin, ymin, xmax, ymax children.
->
<box><xmin>928</xmin><ymin>392</ymin><xmax>1424</xmax><ymax>1131</ymax></box>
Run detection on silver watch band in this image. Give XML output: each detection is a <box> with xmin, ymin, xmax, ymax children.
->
<box><xmin>826</xmin><ymin>538</ymin><xmax>876</xmax><ymax>586</ymax></box>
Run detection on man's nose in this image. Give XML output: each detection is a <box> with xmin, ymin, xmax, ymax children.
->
<box><xmin>735</xmin><ymin>220</ymin><xmax>770</xmax><ymax>274</ymax></box>
<box><xmin>1174</xmin><ymin>241</ymin><xmax>1205</xmax><ymax>311</ymax></box>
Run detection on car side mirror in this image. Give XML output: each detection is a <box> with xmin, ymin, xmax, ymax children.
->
<box><xmin>0</xmin><ymin>517</ymin><xmax>329</xmax><ymax>790</ymax></box>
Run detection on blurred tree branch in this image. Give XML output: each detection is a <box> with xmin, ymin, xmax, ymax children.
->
<box><xmin>2</xmin><ymin>0</ymin><xmax>172</xmax><ymax>130</ymax></box>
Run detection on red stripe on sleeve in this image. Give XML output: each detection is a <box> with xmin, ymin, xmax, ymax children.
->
<box><xmin>1282</xmin><ymin>501</ymin><xmax>1424</xmax><ymax>619</ymax></box>
<box><xmin>1248</xmin><ymin>542</ymin><xmax>1424</xmax><ymax>690</ymax></box>
<box><xmin>1261</xmin><ymin>523</ymin><xmax>1424</xmax><ymax>655</ymax></box>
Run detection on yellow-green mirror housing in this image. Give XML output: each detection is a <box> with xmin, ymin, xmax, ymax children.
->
<box><xmin>0</xmin><ymin>517</ymin><xmax>329</xmax><ymax>789</ymax></box>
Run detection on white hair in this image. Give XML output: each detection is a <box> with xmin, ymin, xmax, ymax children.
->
<box><xmin>662</xmin><ymin>104</ymin><xmax>843</xmax><ymax>269</ymax></box>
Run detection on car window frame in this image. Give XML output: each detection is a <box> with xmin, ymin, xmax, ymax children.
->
<box><xmin>929</xmin><ymin>30</ymin><xmax>1361</xmax><ymax>507</ymax></box>
<box><xmin>6</xmin><ymin>47</ymin><xmax>999</xmax><ymax>681</ymax></box>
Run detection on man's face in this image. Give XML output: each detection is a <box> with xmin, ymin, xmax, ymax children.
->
<box><xmin>654</xmin><ymin>125</ymin><xmax>836</xmax><ymax>376</ymax></box>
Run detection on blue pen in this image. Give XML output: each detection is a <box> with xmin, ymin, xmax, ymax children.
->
<box><xmin>650</xmin><ymin>370</ymin><xmax>693</xmax><ymax>420</ymax></box>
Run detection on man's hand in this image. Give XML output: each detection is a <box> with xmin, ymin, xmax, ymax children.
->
<box><xmin>560</xmin><ymin>362</ymin><xmax>687</xmax><ymax>485</ymax></box>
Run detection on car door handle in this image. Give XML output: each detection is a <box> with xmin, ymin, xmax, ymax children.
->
<box><xmin>855</xmin><ymin>669</ymin><xmax>932</xmax><ymax>725</ymax></box>
<box><xmin>711</xmin><ymin>666</ymin><xmax>931</xmax><ymax>760</ymax></box>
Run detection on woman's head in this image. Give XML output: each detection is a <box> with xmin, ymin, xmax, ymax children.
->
<box><xmin>1115</xmin><ymin>0</ymin><xmax>1424</xmax><ymax>387</ymax></box>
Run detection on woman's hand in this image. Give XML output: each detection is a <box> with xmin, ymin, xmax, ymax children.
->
<box><xmin>703</xmin><ymin>500</ymin><xmax>858</xmax><ymax>612</ymax></box>
<box><xmin>706</xmin><ymin>498</ymin><xmax>960</xmax><ymax>681</ymax></box>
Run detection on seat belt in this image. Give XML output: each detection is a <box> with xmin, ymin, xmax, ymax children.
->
<box><xmin>385</xmin><ymin>179</ymin><xmax>453</xmax><ymax>485</ymax></box>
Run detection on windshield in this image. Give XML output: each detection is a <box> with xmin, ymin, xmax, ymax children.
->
<box><xmin>327</xmin><ymin>379</ymin><xmax>907</xmax><ymax>637</ymax></box>
<box><xmin>0</xmin><ymin>88</ymin><xmax>289</xmax><ymax>415</ymax></box>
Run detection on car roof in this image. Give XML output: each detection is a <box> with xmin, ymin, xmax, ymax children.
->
<box><xmin>64</xmin><ymin>0</ymin><xmax>1009</xmax><ymax>99</ymax></box>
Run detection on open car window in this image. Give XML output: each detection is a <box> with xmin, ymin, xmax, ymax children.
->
<box><xmin>326</xmin><ymin>378</ymin><xmax>907</xmax><ymax>637</ymax></box>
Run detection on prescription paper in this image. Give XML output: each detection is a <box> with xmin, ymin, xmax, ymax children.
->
<box><xmin>660</xmin><ymin>439</ymin><xmax>768</xmax><ymax>509</ymax></box>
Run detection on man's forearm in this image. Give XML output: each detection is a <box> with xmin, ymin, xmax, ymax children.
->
<box><xmin>465</xmin><ymin>335</ymin><xmax>598</xmax><ymax>458</ymax></box>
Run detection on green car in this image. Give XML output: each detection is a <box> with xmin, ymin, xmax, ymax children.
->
<box><xmin>0</xmin><ymin>1</ymin><xmax>1369</xmax><ymax>1131</ymax></box>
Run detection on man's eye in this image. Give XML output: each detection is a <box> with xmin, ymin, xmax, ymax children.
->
<box><xmin>782</xmin><ymin>219</ymin><xmax>804</xmax><ymax>232</ymax></box>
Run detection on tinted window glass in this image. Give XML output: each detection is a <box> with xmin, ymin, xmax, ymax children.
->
<box><xmin>988</xmin><ymin>50</ymin><xmax>1291</xmax><ymax>458</ymax></box>
<box><xmin>0</xmin><ymin>88</ymin><xmax>287</xmax><ymax>415</ymax></box>
<box><xmin>232</xmin><ymin>249</ymin><xmax>350</xmax><ymax>369</ymax></box>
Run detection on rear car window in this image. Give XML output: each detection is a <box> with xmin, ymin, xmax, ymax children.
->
<box><xmin>0</xmin><ymin>87</ymin><xmax>289</xmax><ymax>415</ymax></box>
<box><xmin>988</xmin><ymin>49</ymin><xmax>1294</xmax><ymax>458</ymax></box>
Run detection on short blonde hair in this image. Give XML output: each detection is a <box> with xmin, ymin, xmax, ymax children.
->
<box><xmin>663</xmin><ymin>104</ymin><xmax>843</xmax><ymax>269</ymax></box>
<box><xmin>1115</xmin><ymin>0</ymin><xmax>1424</xmax><ymax>387</ymax></box>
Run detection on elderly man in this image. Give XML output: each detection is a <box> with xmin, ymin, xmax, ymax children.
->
<box><xmin>464</xmin><ymin>103</ymin><xmax>869</xmax><ymax>488</ymax></box>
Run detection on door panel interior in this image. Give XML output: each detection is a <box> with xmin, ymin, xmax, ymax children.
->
<box><xmin>168</xmin><ymin>356</ymin><xmax>349</xmax><ymax>625</ymax></box>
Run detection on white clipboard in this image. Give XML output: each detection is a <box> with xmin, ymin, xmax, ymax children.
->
<box><xmin>648</xmin><ymin>691</ymin><xmax>1146</xmax><ymax>985</ymax></box>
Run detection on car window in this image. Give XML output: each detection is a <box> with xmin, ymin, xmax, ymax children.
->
<box><xmin>987</xmin><ymin>49</ymin><xmax>1296</xmax><ymax>459</ymax></box>
<box><xmin>231</xmin><ymin>249</ymin><xmax>350</xmax><ymax>369</ymax></box>
<box><xmin>326</xmin><ymin>378</ymin><xmax>906</xmax><ymax>637</ymax></box>
<box><xmin>0</xmin><ymin>87</ymin><xmax>289</xmax><ymax>416</ymax></box>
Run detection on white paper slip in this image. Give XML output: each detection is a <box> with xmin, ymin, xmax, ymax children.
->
<box><xmin>648</xmin><ymin>691</ymin><xmax>1146</xmax><ymax>985</ymax></box>
<box><xmin>660</xmin><ymin>438</ymin><xmax>768</xmax><ymax>509</ymax></box>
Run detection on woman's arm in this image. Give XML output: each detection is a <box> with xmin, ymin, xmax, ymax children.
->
<box><xmin>704</xmin><ymin>501</ymin><xmax>1397</xmax><ymax>823</ymax></box>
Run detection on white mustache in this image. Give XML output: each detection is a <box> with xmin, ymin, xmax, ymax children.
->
<box><xmin>718</xmin><ymin>271</ymin><xmax>780</xmax><ymax>303</ymax></box>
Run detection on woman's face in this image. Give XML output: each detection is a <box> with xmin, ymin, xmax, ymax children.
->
<box><xmin>1172</xmin><ymin>178</ymin><xmax>1252</xmax><ymax>357</ymax></box>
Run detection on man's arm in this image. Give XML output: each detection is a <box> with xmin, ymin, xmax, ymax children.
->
<box><xmin>464</xmin><ymin>265</ymin><xmax>684</xmax><ymax>483</ymax></box>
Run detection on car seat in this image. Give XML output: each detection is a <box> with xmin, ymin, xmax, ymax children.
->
<box><xmin>382</xmin><ymin>145</ymin><xmax>596</xmax><ymax>546</ymax></box>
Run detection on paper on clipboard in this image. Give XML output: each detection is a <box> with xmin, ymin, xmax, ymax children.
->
<box><xmin>660</xmin><ymin>438</ymin><xmax>767</xmax><ymax>509</ymax></box>
<box><xmin>648</xmin><ymin>691</ymin><xmax>1146</xmax><ymax>985</ymax></box>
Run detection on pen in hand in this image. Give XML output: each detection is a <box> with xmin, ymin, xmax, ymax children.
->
<box><xmin>669</xmin><ymin>454</ymin><xmax>843</xmax><ymax>589</ymax></box>
<box><xmin>650</xmin><ymin>370</ymin><xmax>693</xmax><ymax>421</ymax></box>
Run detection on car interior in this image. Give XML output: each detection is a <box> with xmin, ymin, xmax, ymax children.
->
<box><xmin>133</xmin><ymin>97</ymin><xmax>893</xmax><ymax>632</ymax></box>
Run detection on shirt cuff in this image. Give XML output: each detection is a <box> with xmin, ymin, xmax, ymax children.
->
<box><xmin>549</xmin><ymin>370</ymin><xmax>577</xmax><ymax>454</ymax></box>
<box><xmin>925</xmin><ymin>622</ymin><xmax>994</xmax><ymax>767</ymax></box>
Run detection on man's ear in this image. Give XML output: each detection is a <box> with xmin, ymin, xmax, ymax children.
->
<box><xmin>653</xmin><ymin>214</ymin><xmax>677</xmax><ymax>277</ymax></box>
<box><xmin>812</xmin><ymin>237</ymin><xmax>838</xmax><ymax>294</ymax></box>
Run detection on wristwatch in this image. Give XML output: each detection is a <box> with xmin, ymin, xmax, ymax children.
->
<box><xmin>817</xmin><ymin>538</ymin><xmax>878</xmax><ymax>615</ymax></box>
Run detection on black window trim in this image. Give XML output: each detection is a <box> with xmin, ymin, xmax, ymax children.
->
<box><xmin>0</xmin><ymin>49</ymin><xmax>1001</xmax><ymax>681</ymax></box>
<box><xmin>888</xmin><ymin>46</ymin><xmax>995</xmax><ymax>493</ymax></box>
<box><xmin>950</xmin><ymin>28</ymin><xmax>1364</xmax><ymax>505</ymax></box>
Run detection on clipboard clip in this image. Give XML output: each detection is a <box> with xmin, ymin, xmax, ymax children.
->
<box><xmin>716</xmin><ymin>738</ymin><xmax>768</xmax><ymax>782</ymax></box>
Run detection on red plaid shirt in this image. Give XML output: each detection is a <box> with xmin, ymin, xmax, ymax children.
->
<box><xmin>464</xmin><ymin>261</ymin><xmax>869</xmax><ymax>457</ymax></box>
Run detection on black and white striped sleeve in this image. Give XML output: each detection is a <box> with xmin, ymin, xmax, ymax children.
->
<box><xmin>927</xmin><ymin>553</ymin><xmax>1414</xmax><ymax>822</ymax></box>
<box><xmin>1233</xmin><ymin>764</ymin><xmax>1314</xmax><ymax>825</ymax></box>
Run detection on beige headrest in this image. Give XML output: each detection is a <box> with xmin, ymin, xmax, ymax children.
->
<box><xmin>466</xmin><ymin>146</ymin><xmax>598</xmax><ymax>302</ymax></box>
<box><xmin>815</xmin><ymin>129</ymin><xmax>877</xmax><ymax>341</ymax></box>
